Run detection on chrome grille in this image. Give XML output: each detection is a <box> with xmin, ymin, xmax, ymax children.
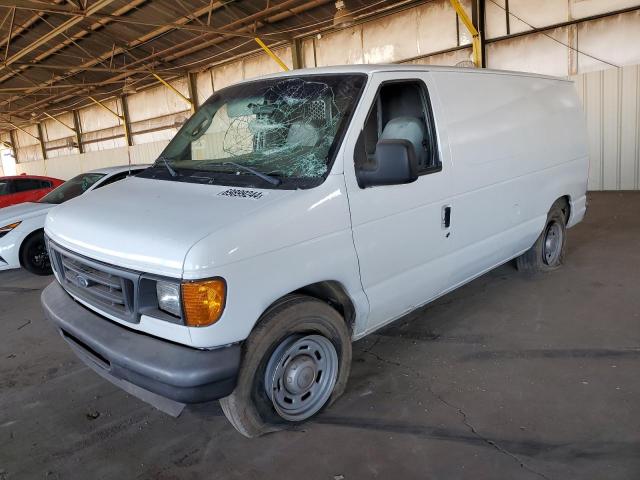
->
<box><xmin>48</xmin><ymin>238</ymin><xmax>139</xmax><ymax>323</ymax></box>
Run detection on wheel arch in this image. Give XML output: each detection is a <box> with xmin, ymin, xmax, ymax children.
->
<box><xmin>260</xmin><ymin>281</ymin><xmax>357</xmax><ymax>334</ymax></box>
<box><xmin>551</xmin><ymin>195</ymin><xmax>571</xmax><ymax>225</ymax></box>
<box><xmin>18</xmin><ymin>227</ymin><xmax>45</xmax><ymax>267</ymax></box>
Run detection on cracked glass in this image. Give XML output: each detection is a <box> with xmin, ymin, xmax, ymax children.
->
<box><xmin>152</xmin><ymin>74</ymin><xmax>366</xmax><ymax>189</ymax></box>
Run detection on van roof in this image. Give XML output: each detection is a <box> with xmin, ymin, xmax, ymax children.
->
<box><xmin>250</xmin><ymin>64</ymin><xmax>571</xmax><ymax>84</ymax></box>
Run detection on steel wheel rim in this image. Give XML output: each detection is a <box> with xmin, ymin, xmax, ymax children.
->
<box><xmin>543</xmin><ymin>221</ymin><xmax>563</xmax><ymax>265</ymax></box>
<box><xmin>31</xmin><ymin>241</ymin><xmax>50</xmax><ymax>269</ymax></box>
<box><xmin>264</xmin><ymin>334</ymin><xmax>338</xmax><ymax>421</ymax></box>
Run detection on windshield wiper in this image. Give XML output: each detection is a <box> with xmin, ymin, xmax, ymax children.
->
<box><xmin>155</xmin><ymin>155</ymin><xmax>177</xmax><ymax>177</ymax></box>
<box><xmin>223</xmin><ymin>161</ymin><xmax>281</xmax><ymax>186</ymax></box>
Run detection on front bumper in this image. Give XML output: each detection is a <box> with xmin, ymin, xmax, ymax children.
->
<box><xmin>41</xmin><ymin>281</ymin><xmax>241</xmax><ymax>404</ymax></box>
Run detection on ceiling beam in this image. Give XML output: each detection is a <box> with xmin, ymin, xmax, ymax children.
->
<box><xmin>0</xmin><ymin>0</ymin><xmax>234</xmax><ymax>109</ymax></box>
<box><xmin>0</xmin><ymin>0</ymin><xmax>117</xmax><ymax>71</ymax></box>
<box><xmin>0</xmin><ymin>0</ymin><xmax>147</xmax><ymax>86</ymax></box>
<box><xmin>2</xmin><ymin>0</ymin><xmax>316</xmax><ymax>114</ymax></box>
<box><xmin>11</xmin><ymin>62</ymin><xmax>185</xmax><ymax>74</ymax></box>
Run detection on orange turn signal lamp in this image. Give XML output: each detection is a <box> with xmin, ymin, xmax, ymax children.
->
<box><xmin>181</xmin><ymin>278</ymin><xmax>226</xmax><ymax>327</ymax></box>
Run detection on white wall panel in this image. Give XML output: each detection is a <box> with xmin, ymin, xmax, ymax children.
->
<box><xmin>302</xmin><ymin>38</ymin><xmax>316</xmax><ymax>68</ymax></box>
<box><xmin>574</xmin><ymin>65</ymin><xmax>640</xmax><ymax>190</ymax></box>
<box><xmin>195</xmin><ymin>70</ymin><xmax>214</xmax><ymax>106</ymax></box>
<box><xmin>576</xmin><ymin>11</ymin><xmax>640</xmax><ymax>73</ymax></box>
<box><xmin>42</xmin><ymin>112</ymin><xmax>75</xmax><ymax>141</ymax></box>
<box><xmin>507</xmin><ymin>0</ymin><xmax>568</xmax><ymax>33</ymax></box>
<box><xmin>15</xmin><ymin>160</ymin><xmax>45</xmax><ymax>176</ymax></box>
<box><xmin>619</xmin><ymin>66</ymin><xmax>640</xmax><ymax>190</ymax></box>
<box><xmin>362</xmin><ymin>8</ymin><xmax>419</xmax><ymax>63</ymax></box>
<box><xmin>44</xmin><ymin>154</ymin><xmax>83</xmax><ymax>180</ymax></box>
<box><xmin>212</xmin><ymin>60</ymin><xmax>244</xmax><ymax>90</ymax></box>
<box><xmin>13</xmin><ymin>139</ymin><xmax>170</xmax><ymax>180</ymax></box>
<box><xmin>314</xmin><ymin>27</ymin><xmax>364</xmax><ymax>66</ymax></box>
<box><xmin>416</xmin><ymin>0</ymin><xmax>459</xmax><ymax>54</ymax></box>
<box><xmin>79</xmin><ymin>99</ymin><xmax>122</xmax><ymax>133</ymax></box>
<box><xmin>486</xmin><ymin>27</ymin><xmax>570</xmax><ymax>77</ymax></box>
<box><xmin>570</xmin><ymin>0</ymin><xmax>640</xmax><ymax>19</ymax></box>
<box><xmin>127</xmin><ymin>79</ymin><xmax>191</xmax><ymax>123</ymax></box>
<box><xmin>405</xmin><ymin>47</ymin><xmax>473</xmax><ymax>66</ymax></box>
<box><xmin>456</xmin><ymin>0</ymin><xmax>474</xmax><ymax>45</ymax></box>
<box><xmin>486</xmin><ymin>0</ymin><xmax>508</xmax><ymax>39</ymax></box>
<box><xmin>243</xmin><ymin>45</ymin><xmax>293</xmax><ymax>79</ymax></box>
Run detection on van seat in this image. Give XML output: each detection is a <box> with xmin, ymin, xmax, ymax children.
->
<box><xmin>380</xmin><ymin>116</ymin><xmax>427</xmax><ymax>167</ymax></box>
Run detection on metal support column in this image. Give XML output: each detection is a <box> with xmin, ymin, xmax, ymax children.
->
<box><xmin>472</xmin><ymin>0</ymin><xmax>486</xmax><ymax>68</ymax></box>
<box><xmin>450</xmin><ymin>0</ymin><xmax>483</xmax><ymax>68</ymax></box>
<box><xmin>254</xmin><ymin>37</ymin><xmax>289</xmax><ymax>71</ymax></box>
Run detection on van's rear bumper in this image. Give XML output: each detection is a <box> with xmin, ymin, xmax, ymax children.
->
<box><xmin>41</xmin><ymin>281</ymin><xmax>241</xmax><ymax>404</ymax></box>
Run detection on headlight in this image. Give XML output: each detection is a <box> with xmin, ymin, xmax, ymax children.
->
<box><xmin>156</xmin><ymin>281</ymin><xmax>181</xmax><ymax>317</ymax></box>
<box><xmin>155</xmin><ymin>278</ymin><xmax>226</xmax><ymax>326</ymax></box>
<box><xmin>182</xmin><ymin>278</ymin><xmax>226</xmax><ymax>327</ymax></box>
<box><xmin>0</xmin><ymin>221</ymin><xmax>21</xmax><ymax>238</ymax></box>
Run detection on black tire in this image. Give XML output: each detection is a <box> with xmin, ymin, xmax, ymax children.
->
<box><xmin>516</xmin><ymin>200</ymin><xmax>568</xmax><ymax>273</ymax></box>
<box><xmin>20</xmin><ymin>231</ymin><xmax>52</xmax><ymax>275</ymax></box>
<box><xmin>220</xmin><ymin>294</ymin><xmax>352</xmax><ymax>438</ymax></box>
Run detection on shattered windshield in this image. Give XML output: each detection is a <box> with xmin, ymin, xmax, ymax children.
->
<box><xmin>147</xmin><ymin>74</ymin><xmax>365</xmax><ymax>188</ymax></box>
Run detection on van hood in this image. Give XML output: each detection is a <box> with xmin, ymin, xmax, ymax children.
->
<box><xmin>45</xmin><ymin>177</ymin><xmax>295</xmax><ymax>277</ymax></box>
<box><xmin>0</xmin><ymin>202</ymin><xmax>53</xmax><ymax>225</ymax></box>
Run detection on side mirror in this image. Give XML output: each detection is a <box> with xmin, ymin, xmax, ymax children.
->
<box><xmin>357</xmin><ymin>138</ymin><xmax>419</xmax><ymax>188</ymax></box>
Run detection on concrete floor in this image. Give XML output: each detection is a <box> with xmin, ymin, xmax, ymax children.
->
<box><xmin>1</xmin><ymin>191</ymin><xmax>639</xmax><ymax>480</ymax></box>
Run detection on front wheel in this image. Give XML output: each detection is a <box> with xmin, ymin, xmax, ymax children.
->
<box><xmin>220</xmin><ymin>295</ymin><xmax>351</xmax><ymax>437</ymax></box>
<box><xmin>516</xmin><ymin>201</ymin><xmax>567</xmax><ymax>273</ymax></box>
<box><xmin>21</xmin><ymin>231</ymin><xmax>52</xmax><ymax>275</ymax></box>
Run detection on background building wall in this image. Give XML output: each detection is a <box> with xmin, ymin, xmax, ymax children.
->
<box><xmin>2</xmin><ymin>0</ymin><xmax>639</xmax><ymax>190</ymax></box>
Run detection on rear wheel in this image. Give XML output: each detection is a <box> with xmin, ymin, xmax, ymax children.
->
<box><xmin>220</xmin><ymin>295</ymin><xmax>351</xmax><ymax>437</ymax></box>
<box><xmin>516</xmin><ymin>201</ymin><xmax>567</xmax><ymax>273</ymax></box>
<box><xmin>20</xmin><ymin>231</ymin><xmax>52</xmax><ymax>275</ymax></box>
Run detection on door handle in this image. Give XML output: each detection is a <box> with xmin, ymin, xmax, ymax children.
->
<box><xmin>442</xmin><ymin>205</ymin><xmax>452</xmax><ymax>229</ymax></box>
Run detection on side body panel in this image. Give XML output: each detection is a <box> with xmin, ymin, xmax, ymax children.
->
<box><xmin>429</xmin><ymin>71</ymin><xmax>588</xmax><ymax>290</ymax></box>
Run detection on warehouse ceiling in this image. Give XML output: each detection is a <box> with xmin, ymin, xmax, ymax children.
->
<box><xmin>0</xmin><ymin>0</ymin><xmax>421</xmax><ymax>131</ymax></box>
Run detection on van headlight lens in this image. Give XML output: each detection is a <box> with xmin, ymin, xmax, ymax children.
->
<box><xmin>0</xmin><ymin>221</ymin><xmax>21</xmax><ymax>238</ymax></box>
<box><xmin>156</xmin><ymin>281</ymin><xmax>181</xmax><ymax>317</ymax></box>
<box><xmin>182</xmin><ymin>278</ymin><xmax>226</xmax><ymax>327</ymax></box>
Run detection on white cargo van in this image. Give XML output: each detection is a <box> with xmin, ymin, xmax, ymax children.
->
<box><xmin>41</xmin><ymin>65</ymin><xmax>588</xmax><ymax>437</ymax></box>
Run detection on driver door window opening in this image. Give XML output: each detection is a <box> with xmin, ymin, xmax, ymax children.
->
<box><xmin>357</xmin><ymin>80</ymin><xmax>440</xmax><ymax>178</ymax></box>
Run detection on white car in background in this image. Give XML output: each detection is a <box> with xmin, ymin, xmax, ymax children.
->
<box><xmin>0</xmin><ymin>165</ymin><xmax>147</xmax><ymax>275</ymax></box>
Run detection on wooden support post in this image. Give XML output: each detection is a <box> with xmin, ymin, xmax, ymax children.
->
<box><xmin>72</xmin><ymin>109</ymin><xmax>83</xmax><ymax>153</ymax></box>
<box><xmin>120</xmin><ymin>95</ymin><xmax>133</xmax><ymax>146</ymax></box>
<box><xmin>291</xmin><ymin>38</ymin><xmax>303</xmax><ymax>69</ymax></box>
<box><xmin>8</xmin><ymin>129</ymin><xmax>17</xmax><ymax>160</ymax></box>
<box><xmin>187</xmin><ymin>71</ymin><xmax>198</xmax><ymax>113</ymax></box>
<box><xmin>36</xmin><ymin>122</ymin><xmax>47</xmax><ymax>161</ymax></box>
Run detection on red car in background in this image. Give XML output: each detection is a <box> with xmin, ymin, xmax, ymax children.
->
<box><xmin>0</xmin><ymin>174</ymin><xmax>64</xmax><ymax>208</ymax></box>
